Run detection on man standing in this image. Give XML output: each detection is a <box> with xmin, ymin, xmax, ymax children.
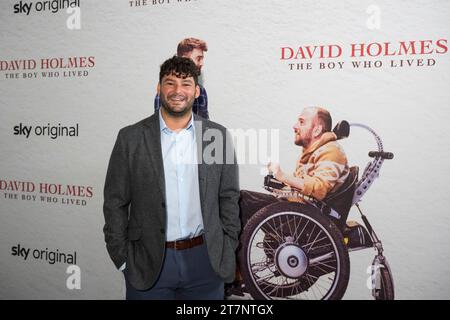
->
<box><xmin>154</xmin><ymin>38</ymin><xmax>209</xmax><ymax>119</ymax></box>
<box><xmin>103</xmin><ymin>56</ymin><xmax>240</xmax><ymax>299</ymax></box>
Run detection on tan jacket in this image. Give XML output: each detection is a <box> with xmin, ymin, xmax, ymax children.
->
<box><xmin>294</xmin><ymin>132</ymin><xmax>349</xmax><ymax>201</ymax></box>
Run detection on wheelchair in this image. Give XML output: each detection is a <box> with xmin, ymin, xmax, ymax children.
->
<box><xmin>235</xmin><ymin>121</ymin><xmax>395</xmax><ymax>300</ymax></box>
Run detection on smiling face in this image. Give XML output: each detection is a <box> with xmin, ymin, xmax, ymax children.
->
<box><xmin>158</xmin><ymin>72</ymin><xmax>200</xmax><ymax>118</ymax></box>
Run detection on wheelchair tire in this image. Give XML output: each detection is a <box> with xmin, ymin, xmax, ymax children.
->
<box><xmin>239</xmin><ymin>201</ymin><xmax>350</xmax><ymax>300</ymax></box>
<box><xmin>374</xmin><ymin>259</ymin><xmax>395</xmax><ymax>300</ymax></box>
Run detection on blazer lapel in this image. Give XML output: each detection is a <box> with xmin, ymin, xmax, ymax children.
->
<box><xmin>142</xmin><ymin>114</ymin><xmax>166</xmax><ymax>197</ymax></box>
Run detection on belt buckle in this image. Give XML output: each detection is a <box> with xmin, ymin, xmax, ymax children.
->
<box><xmin>175</xmin><ymin>239</ymin><xmax>187</xmax><ymax>250</ymax></box>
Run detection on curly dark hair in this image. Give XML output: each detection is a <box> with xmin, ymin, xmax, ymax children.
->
<box><xmin>159</xmin><ymin>56</ymin><xmax>199</xmax><ymax>85</ymax></box>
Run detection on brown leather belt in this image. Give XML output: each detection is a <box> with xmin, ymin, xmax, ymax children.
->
<box><xmin>165</xmin><ymin>235</ymin><xmax>204</xmax><ymax>250</ymax></box>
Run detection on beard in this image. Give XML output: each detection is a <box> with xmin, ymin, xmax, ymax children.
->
<box><xmin>295</xmin><ymin>137</ymin><xmax>310</xmax><ymax>147</ymax></box>
<box><xmin>294</xmin><ymin>129</ymin><xmax>313</xmax><ymax>148</ymax></box>
<box><xmin>160</xmin><ymin>92</ymin><xmax>195</xmax><ymax>118</ymax></box>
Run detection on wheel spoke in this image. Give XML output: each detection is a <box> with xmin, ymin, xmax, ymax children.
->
<box><xmin>305</xmin><ymin>224</ymin><xmax>316</xmax><ymax>247</ymax></box>
<box><xmin>309</xmin><ymin>252</ymin><xmax>335</xmax><ymax>265</ymax></box>
<box><xmin>294</xmin><ymin>219</ymin><xmax>310</xmax><ymax>243</ymax></box>
<box><xmin>292</xmin><ymin>216</ymin><xmax>303</xmax><ymax>240</ymax></box>
<box><xmin>262</xmin><ymin>219</ymin><xmax>284</xmax><ymax>243</ymax></box>
<box><xmin>305</xmin><ymin>232</ymin><xmax>326</xmax><ymax>253</ymax></box>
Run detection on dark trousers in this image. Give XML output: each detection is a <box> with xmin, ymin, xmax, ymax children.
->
<box><xmin>239</xmin><ymin>190</ymin><xmax>285</xmax><ymax>227</ymax></box>
<box><xmin>125</xmin><ymin>241</ymin><xmax>224</xmax><ymax>300</ymax></box>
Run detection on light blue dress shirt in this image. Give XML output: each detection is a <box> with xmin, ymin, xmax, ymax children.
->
<box><xmin>159</xmin><ymin>110</ymin><xmax>204</xmax><ymax>242</ymax></box>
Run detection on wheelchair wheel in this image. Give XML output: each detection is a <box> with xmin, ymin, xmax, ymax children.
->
<box><xmin>239</xmin><ymin>202</ymin><xmax>350</xmax><ymax>300</ymax></box>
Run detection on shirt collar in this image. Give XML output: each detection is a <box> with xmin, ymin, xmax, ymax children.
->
<box><xmin>159</xmin><ymin>108</ymin><xmax>195</xmax><ymax>134</ymax></box>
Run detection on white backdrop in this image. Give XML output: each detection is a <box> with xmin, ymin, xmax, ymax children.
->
<box><xmin>1</xmin><ymin>0</ymin><xmax>449</xmax><ymax>299</ymax></box>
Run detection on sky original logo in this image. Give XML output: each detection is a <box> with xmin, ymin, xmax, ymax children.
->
<box><xmin>11</xmin><ymin>243</ymin><xmax>77</xmax><ymax>265</ymax></box>
<box><xmin>13</xmin><ymin>0</ymin><xmax>80</xmax><ymax>15</ymax></box>
<box><xmin>13</xmin><ymin>123</ymin><xmax>79</xmax><ymax>139</ymax></box>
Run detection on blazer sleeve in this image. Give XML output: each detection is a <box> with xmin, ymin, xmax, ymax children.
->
<box><xmin>219</xmin><ymin>129</ymin><xmax>241</xmax><ymax>251</ymax></box>
<box><xmin>103</xmin><ymin>129</ymin><xmax>130</xmax><ymax>269</ymax></box>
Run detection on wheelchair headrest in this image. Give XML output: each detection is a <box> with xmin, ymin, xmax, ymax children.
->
<box><xmin>333</xmin><ymin>120</ymin><xmax>350</xmax><ymax>140</ymax></box>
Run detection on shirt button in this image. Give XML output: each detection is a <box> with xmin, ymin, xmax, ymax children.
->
<box><xmin>161</xmin><ymin>202</ymin><xmax>166</xmax><ymax>208</ymax></box>
<box><xmin>160</xmin><ymin>229</ymin><xmax>165</xmax><ymax>234</ymax></box>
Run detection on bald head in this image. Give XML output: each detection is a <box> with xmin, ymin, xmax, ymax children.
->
<box><xmin>293</xmin><ymin>106</ymin><xmax>333</xmax><ymax>148</ymax></box>
<box><xmin>310</xmin><ymin>106</ymin><xmax>332</xmax><ymax>133</ymax></box>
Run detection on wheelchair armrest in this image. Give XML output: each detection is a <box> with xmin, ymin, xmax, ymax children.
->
<box><xmin>263</xmin><ymin>175</ymin><xmax>315</xmax><ymax>203</ymax></box>
<box><xmin>264</xmin><ymin>174</ymin><xmax>287</xmax><ymax>190</ymax></box>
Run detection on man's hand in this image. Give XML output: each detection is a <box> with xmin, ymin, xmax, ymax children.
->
<box><xmin>268</xmin><ymin>162</ymin><xmax>307</xmax><ymax>192</ymax></box>
<box><xmin>267</xmin><ymin>162</ymin><xmax>285</xmax><ymax>182</ymax></box>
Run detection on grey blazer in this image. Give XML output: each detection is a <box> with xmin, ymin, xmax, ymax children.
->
<box><xmin>103</xmin><ymin>113</ymin><xmax>240</xmax><ymax>290</ymax></box>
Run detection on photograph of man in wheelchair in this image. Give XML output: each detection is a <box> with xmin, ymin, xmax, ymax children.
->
<box><xmin>228</xmin><ymin>106</ymin><xmax>395</xmax><ymax>300</ymax></box>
